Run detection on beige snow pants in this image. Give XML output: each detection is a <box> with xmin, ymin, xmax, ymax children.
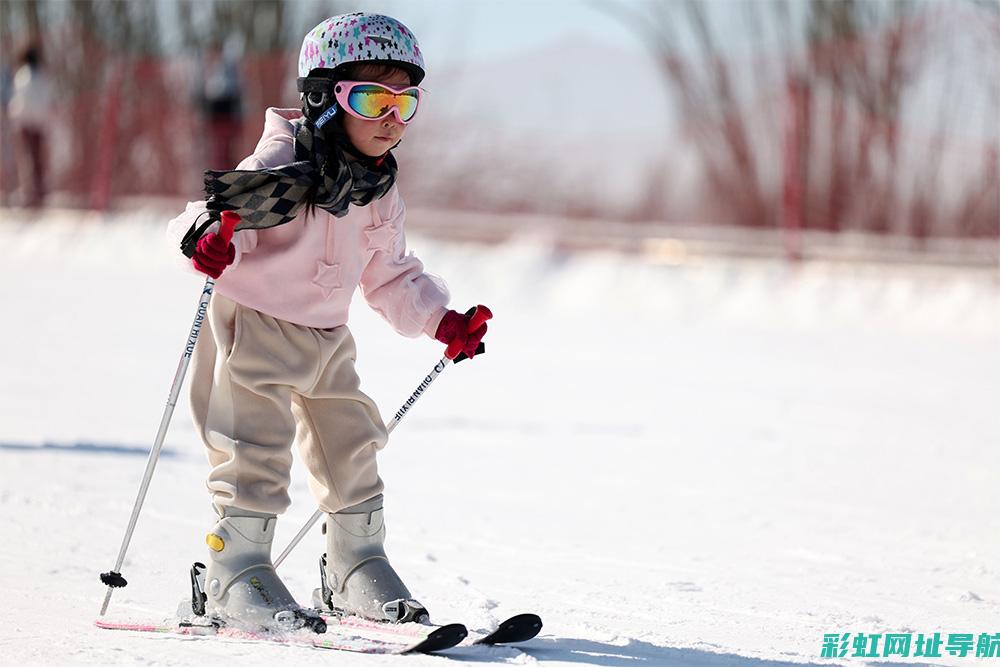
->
<box><xmin>190</xmin><ymin>294</ymin><xmax>387</xmax><ymax>515</ymax></box>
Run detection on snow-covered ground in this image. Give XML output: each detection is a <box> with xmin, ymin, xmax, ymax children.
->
<box><xmin>0</xmin><ymin>211</ymin><xmax>998</xmax><ymax>666</ymax></box>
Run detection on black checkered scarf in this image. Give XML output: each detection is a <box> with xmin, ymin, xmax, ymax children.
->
<box><xmin>202</xmin><ymin>118</ymin><xmax>397</xmax><ymax>231</ymax></box>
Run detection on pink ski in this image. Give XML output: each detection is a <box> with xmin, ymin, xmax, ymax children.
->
<box><xmin>94</xmin><ymin>617</ymin><xmax>467</xmax><ymax>654</ymax></box>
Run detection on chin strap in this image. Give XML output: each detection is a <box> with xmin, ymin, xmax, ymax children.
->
<box><xmin>315</xmin><ymin>104</ymin><xmax>338</xmax><ymax>129</ymax></box>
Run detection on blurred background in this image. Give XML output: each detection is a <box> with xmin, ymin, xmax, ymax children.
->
<box><xmin>1</xmin><ymin>0</ymin><xmax>997</xmax><ymax>263</ymax></box>
<box><xmin>1</xmin><ymin>4</ymin><xmax>998</xmax><ymax>662</ymax></box>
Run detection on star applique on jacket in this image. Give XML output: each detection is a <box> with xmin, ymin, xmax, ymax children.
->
<box><xmin>312</xmin><ymin>261</ymin><xmax>342</xmax><ymax>299</ymax></box>
<box><xmin>364</xmin><ymin>221</ymin><xmax>403</xmax><ymax>259</ymax></box>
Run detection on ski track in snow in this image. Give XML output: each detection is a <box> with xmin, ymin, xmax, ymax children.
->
<box><xmin>0</xmin><ymin>215</ymin><xmax>997</xmax><ymax>666</ymax></box>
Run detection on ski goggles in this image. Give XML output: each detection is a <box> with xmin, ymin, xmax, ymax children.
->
<box><xmin>333</xmin><ymin>80</ymin><xmax>423</xmax><ymax>124</ymax></box>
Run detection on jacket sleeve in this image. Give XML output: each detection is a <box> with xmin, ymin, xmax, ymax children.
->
<box><xmin>359</xmin><ymin>190</ymin><xmax>450</xmax><ymax>339</ymax></box>
<box><xmin>164</xmin><ymin>149</ymin><xmax>270</xmax><ymax>274</ymax></box>
<box><xmin>165</xmin><ymin>200</ymin><xmax>259</xmax><ymax>274</ymax></box>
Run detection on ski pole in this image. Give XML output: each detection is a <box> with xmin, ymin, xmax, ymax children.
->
<box><xmin>273</xmin><ymin>304</ymin><xmax>492</xmax><ymax>569</ymax></box>
<box><xmin>98</xmin><ymin>211</ymin><xmax>240</xmax><ymax>616</ymax></box>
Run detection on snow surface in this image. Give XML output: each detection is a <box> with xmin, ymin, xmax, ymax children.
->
<box><xmin>0</xmin><ymin>212</ymin><xmax>998</xmax><ymax>666</ymax></box>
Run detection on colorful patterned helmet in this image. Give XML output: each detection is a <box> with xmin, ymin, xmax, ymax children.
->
<box><xmin>298</xmin><ymin>13</ymin><xmax>425</xmax><ymax>85</ymax></box>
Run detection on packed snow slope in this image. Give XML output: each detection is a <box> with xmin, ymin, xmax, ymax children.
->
<box><xmin>0</xmin><ymin>212</ymin><xmax>998</xmax><ymax>666</ymax></box>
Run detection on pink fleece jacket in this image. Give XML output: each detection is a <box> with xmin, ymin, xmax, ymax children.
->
<box><xmin>167</xmin><ymin>108</ymin><xmax>450</xmax><ymax>338</ymax></box>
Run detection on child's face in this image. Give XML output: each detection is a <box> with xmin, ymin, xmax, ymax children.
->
<box><xmin>342</xmin><ymin>69</ymin><xmax>412</xmax><ymax>158</ymax></box>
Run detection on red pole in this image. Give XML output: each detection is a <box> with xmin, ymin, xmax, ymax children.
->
<box><xmin>782</xmin><ymin>75</ymin><xmax>805</xmax><ymax>262</ymax></box>
<box><xmin>90</xmin><ymin>63</ymin><xmax>125</xmax><ymax>212</ymax></box>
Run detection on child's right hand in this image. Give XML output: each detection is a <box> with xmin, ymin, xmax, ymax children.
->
<box><xmin>192</xmin><ymin>232</ymin><xmax>236</xmax><ymax>279</ymax></box>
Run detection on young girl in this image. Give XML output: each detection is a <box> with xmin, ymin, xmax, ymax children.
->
<box><xmin>167</xmin><ymin>13</ymin><xmax>487</xmax><ymax>633</ymax></box>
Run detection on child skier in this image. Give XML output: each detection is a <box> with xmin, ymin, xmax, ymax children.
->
<box><xmin>167</xmin><ymin>13</ymin><xmax>488</xmax><ymax>633</ymax></box>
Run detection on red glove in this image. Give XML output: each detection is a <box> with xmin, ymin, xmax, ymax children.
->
<box><xmin>192</xmin><ymin>232</ymin><xmax>235</xmax><ymax>279</ymax></box>
<box><xmin>435</xmin><ymin>308</ymin><xmax>488</xmax><ymax>360</ymax></box>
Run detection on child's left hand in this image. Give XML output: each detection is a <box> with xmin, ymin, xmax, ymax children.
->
<box><xmin>435</xmin><ymin>308</ymin><xmax>488</xmax><ymax>360</ymax></box>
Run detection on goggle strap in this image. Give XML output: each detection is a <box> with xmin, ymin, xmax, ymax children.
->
<box><xmin>297</xmin><ymin>77</ymin><xmax>333</xmax><ymax>94</ymax></box>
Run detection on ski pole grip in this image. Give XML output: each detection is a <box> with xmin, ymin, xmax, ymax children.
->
<box><xmin>468</xmin><ymin>304</ymin><xmax>493</xmax><ymax>331</ymax></box>
<box><xmin>445</xmin><ymin>338</ymin><xmax>463</xmax><ymax>360</ymax></box>
<box><xmin>219</xmin><ymin>211</ymin><xmax>240</xmax><ymax>245</ymax></box>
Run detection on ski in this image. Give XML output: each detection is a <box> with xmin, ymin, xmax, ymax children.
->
<box><xmin>314</xmin><ymin>555</ymin><xmax>542</xmax><ymax>647</ymax></box>
<box><xmin>317</xmin><ymin>609</ymin><xmax>543</xmax><ymax>646</ymax></box>
<box><xmin>94</xmin><ymin>617</ymin><xmax>468</xmax><ymax>654</ymax></box>
<box><xmin>472</xmin><ymin>613</ymin><xmax>543</xmax><ymax>645</ymax></box>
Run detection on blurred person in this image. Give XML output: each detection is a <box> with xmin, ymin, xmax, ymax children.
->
<box><xmin>167</xmin><ymin>13</ymin><xmax>488</xmax><ymax>633</ymax></box>
<box><xmin>7</xmin><ymin>41</ymin><xmax>52</xmax><ymax>207</ymax></box>
<box><xmin>0</xmin><ymin>44</ymin><xmax>15</xmax><ymax>205</ymax></box>
<box><xmin>197</xmin><ymin>44</ymin><xmax>244</xmax><ymax>169</ymax></box>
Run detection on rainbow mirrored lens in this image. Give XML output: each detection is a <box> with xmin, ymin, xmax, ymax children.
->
<box><xmin>347</xmin><ymin>84</ymin><xmax>419</xmax><ymax>122</ymax></box>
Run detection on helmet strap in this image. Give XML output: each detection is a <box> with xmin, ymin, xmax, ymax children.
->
<box><xmin>298</xmin><ymin>76</ymin><xmax>335</xmax><ymax>123</ymax></box>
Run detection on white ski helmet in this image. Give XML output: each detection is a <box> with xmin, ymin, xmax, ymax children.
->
<box><xmin>298</xmin><ymin>13</ymin><xmax>425</xmax><ymax>85</ymax></box>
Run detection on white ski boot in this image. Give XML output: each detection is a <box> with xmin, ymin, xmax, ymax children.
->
<box><xmin>199</xmin><ymin>508</ymin><xmax>325</xmax><ymax>633</ymax></box>
<box><xmin>315</xmin><ymin>494</ymin><xmax>428</xmax><ymax>623</ymax></box>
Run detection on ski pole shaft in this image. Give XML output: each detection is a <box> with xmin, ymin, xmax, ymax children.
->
<box><xmin>273</xmin><ymin>356</ymin><xmax>450</xmax><ymax>569</ymax></box>
<box><xmin>273</xmin><ymin>305</ymin><xmax>492</xmax><ymax>569</ymax></box>
<box><xmin>99</xmin><ymin>212</ymin><xmax>239</xmax><ymax>616</ymax></box>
